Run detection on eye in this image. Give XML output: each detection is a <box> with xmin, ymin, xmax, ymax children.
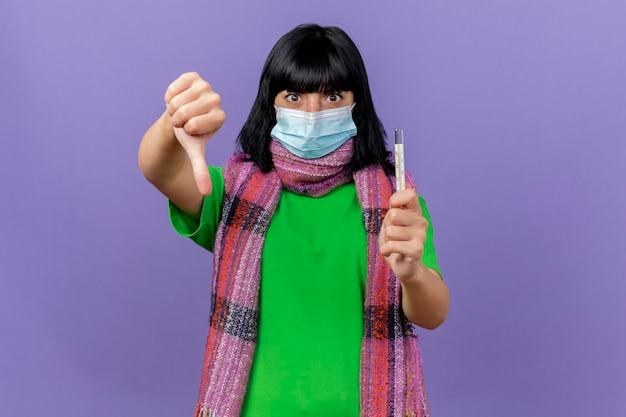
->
<box><xmin>286</xmin><ymin>93</ymin><xmax>301</xmax><ymax>102</ymax></box>
<box><xmin>326</xmin><ymin>93</ymin><xmax>341</xmax><ymax>102</ymax></box>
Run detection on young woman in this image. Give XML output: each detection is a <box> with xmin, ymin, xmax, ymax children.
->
<box><xmin>139</xmin><ymin>23</ymin><xmax>449</xmax><ymax>417</ymax></box>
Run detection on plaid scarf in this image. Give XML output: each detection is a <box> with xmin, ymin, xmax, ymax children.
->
<box><xmin>195</xmin><ymin>139</ymin><xmax>429</xmax><ymax>417</ymax></box>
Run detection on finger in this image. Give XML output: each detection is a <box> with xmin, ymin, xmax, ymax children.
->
<box><xmin>164</xmin><ymin>72</ymin><xmax>202</xmax><ymax>103</ymax></box>
<box><xmin>167</xmin><ymin>77</ymin><xmax>216</xmax><ymax>114</ymax></box>
<box><xmin>184</xmin><ymin>111</ymin><xmax>226</xmax><ymax>137</ymax></box>
<box><xmin>380</xmin><ymin>239</ymin><xmax>423</xmax><ymax>261</ymax></box>
<box><xmin>166</xmin><ymin>86</ymin><xmax>202</xmax><ymax>118</ymax></box>
<box><xmin>389</xmin><ymin>188</ymin><xmax>422</xmax><ymax>214</ymax></box>
<box><xmin>383</xmin><ymin>224</ymin><xmax>426</xmax><ymax>242</ymax></box>
<box><xmin>385</xmin><ymin>208</ymin><xmax>413</xmax><ymax>227</ymax></box>
<box><xmin>169</xmin><ymin>95</ymin><xmax>224</xmax><ymax>131</ymax></box>
<box><xmin>164</xmin><ymin>73</ymin><xmax>193</xmax><ymax>103</ymax></box>
<box><xmin>389</xmin><ymin>188</ymin><xmax>417</xmax><ymax>208</ymax></box>
<box><xmin>186</xmin><ymin>145</ymin><xmax>212</xmax><ymax>195</ymax></box>
<box><xmin>379</xmin><ymin>240</ymin><xmax>413</xmax><ymax>259</ymax></box>
<box><xmin>385</xmin><ymin>207</ymin><xmax>428</xmax><ymax>230</ymax></box>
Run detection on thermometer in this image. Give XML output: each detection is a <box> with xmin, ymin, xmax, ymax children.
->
<box><xmin>394</xmin><ymin>128</ymin><xmax>405</xmax><ymax>191</ymax></box>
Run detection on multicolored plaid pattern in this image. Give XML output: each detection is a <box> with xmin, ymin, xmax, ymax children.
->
<box><xmin>355</xmin><ymin>166</ymin><xmax>429</xmax><ymax>417</ymax></box>
<box><xmin>195</xmin><ymin>139</ymin><xmax>428</xmax><ymax>417</ymax></box>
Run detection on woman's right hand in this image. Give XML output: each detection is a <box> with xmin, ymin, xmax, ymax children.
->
<box><xmin>164</xmin><ymin>72</ymin><xmax>226</xmax><ymax>195</ymax></box>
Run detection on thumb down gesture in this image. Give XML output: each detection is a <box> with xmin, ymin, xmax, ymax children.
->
<box><xmin>164</xmin><ymin>72</ymin><xmax>226</xmax><ymax>195</ymax></box>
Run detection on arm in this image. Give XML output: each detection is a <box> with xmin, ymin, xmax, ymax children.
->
<box><xmin>138</xmin><ymin>72</ymin><xmax>226</xmax><ymax>218</ymax></box>
<box><xmin>379</xmin><ymin>189</ymin><xmax>450</xmax><ymax>329</ymax></box>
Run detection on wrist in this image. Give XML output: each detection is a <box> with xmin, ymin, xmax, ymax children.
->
<box><xmin>138</xmin><ymin>112</ymin><xmax>187</xmax><ymax>183</ymax></box>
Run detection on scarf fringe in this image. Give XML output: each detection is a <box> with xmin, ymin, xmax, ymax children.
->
<box><xmin>195</xmin><ymin>404</ymin><xmax>217</xmax><ymax>417</ymax></box>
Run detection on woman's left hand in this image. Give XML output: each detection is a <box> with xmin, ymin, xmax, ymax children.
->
<box><xmin>379</xmin><ymin>188</ymin><xmax>450</xmax><ymax>329</ymax></box>
<box><xmin>378</xmin><ymin>188</ymin><xmax>428</xmax><ymax>282</ymax></box>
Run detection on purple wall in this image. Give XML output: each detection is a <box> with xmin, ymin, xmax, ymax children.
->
<box><xmin>1</xmin><ymin>0</ymin><xmax>625</xmax><ymax>416</ymax></box>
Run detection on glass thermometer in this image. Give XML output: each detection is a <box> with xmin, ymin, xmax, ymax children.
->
<box><xmin>394</xmin><ymin>128</ymin><xmax>405</xmax><ymax>191</ymax></box>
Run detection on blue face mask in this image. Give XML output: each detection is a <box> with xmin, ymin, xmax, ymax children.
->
<box><xmin>270</xmin><ymin>104</ymin><xmax>357</xmax><ymax>159</ymax></box>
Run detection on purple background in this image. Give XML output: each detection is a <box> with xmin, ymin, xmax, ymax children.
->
<box><xmin>1</xmin><ymin>0</ymin><xmax>625</xmax><ymax>416</ymax></box>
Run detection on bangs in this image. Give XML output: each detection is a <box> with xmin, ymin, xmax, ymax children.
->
<box><xmin>277</xmin><ymin>56</ymin><xmax>352</xmax><ymax>94</ymax></box>
<box><xmin>268</xmin><ymin>35</ymin><xmax>356</xmax><ymax>94</ymax></box>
